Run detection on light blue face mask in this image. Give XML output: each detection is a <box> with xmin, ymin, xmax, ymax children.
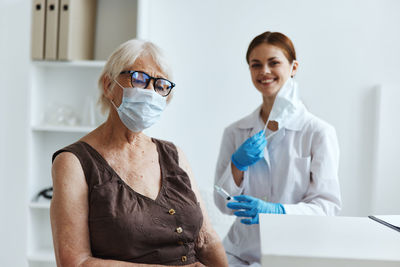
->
<box><xmin>111</xmin><ymin>81</ymin><xmax>167</xmax><ymax>132</ymax></box>
<box><xmin>262</xmin><ymin>62</ymin><xmax>302</xmax><ymax>135</ymax></box>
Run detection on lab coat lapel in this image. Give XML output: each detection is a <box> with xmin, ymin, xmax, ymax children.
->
<box><xmin>263</xmin><ymin>146</ymin><xmax>271</xmax><ymax>169</ymax></box>
<box><xmin>263</xmin><ymin>129</ymin><xmax>285</xmax><ymax>168</ymax></box>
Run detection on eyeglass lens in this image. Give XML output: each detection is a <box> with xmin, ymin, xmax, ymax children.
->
<box><xmin>131</xmin><ymin>71</ymin><xmax>172</xmax><ymax>96</ymax></box>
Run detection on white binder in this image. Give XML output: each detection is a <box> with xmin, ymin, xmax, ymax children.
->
<box><xmin>31</xmin><ymin>0</ymin><xmax>47</xmax><ymax>60</ymax></box>
<box><xmin>58</xmin><ymin>0</ymin><xmax>96</xmax><ymax>61</ymax></box>
<box><xmin>44</xmin><ymin>0</ymin><xmax>60</xmax><ymax>60</ymax></box>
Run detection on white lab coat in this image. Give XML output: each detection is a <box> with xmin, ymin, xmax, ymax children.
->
<box><xmin>214</xmin><ymin>104</ymin><xmax>341</xmax><ymax>266</ymax></box>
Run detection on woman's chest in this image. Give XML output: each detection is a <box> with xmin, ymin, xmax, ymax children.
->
<box><xmin>246</xmin><ymin>132</ymin><xmax>313</xmax><ymax>202</ymax></box>
<box><xmin>105</xmin><ymin>151</ymin><xmax>162</xmax><ymax>200</ymax></box>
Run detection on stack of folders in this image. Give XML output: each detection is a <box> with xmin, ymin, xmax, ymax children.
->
<box><xmin>31</xmin><ymin>0</ymin><xmax>97</xmax><ymax>61</ymax></box>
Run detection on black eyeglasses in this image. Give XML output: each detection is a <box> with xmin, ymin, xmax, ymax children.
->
<box><xmin>120</xmin><ymin>70</ymin><xmax>175</xmax><ymax>97</ymax></box>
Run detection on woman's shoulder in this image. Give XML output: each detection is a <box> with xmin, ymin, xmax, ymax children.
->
<box><xmin>301</xmin><ymin>111</ymin><xmax>337</xmax><ymax>137</ymax></box>
<box><xmin>151</xmin><ymin>137</ymin><xmax>176</xmax><ymax>149</ymax></box>
<box><xmin>224</xmin><ymin>106</ymin><xmax>262</xmax><ymax>133</ymax></box>
<box><xmin>151</xmin><ymin>137</ymin><xmax>181</xmax><ymax>160</ymax></box>
<box><xmin>52</xmin><ymin>141</ymin><xmax>87</xmax><ymax>163</ymax></box>
<box><xmin>51</xmin><ymin>147</ymin><xmax>85</xmax><ymax>184</ymax></box>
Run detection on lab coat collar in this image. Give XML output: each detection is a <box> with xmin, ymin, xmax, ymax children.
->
<box><xmin>236</xmin><ymin>103</ymin><xmax>308</xmax><ymax>132</ymax></box>
<box><xmin>236</xmin><ymin>105</ymin><xmax>263</xmax><ymax>130</ymax></box>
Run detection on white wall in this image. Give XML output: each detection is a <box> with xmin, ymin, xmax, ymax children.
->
<box><xmin>1</xmin><ymin>0</ymin><xmax>400</xmax><ymax>265</ymax></box>
<box><xmin>372</xmin><ymin>84</ymin><xmax>400</xmax><ymax>214</ymax></box>
<box><xmin>145</xmin><ymin>0</ymin><xmax>400</xmax><ymax>217</ymax></box>
<box><xmin>0</xmin><ymin>0</ymin><xmax>30</xmax><ymax>266</ymax></box>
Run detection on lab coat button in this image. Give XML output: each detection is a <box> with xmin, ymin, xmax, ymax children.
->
<box><xmin>176</xmin><ymin>227</ymin><xmax>183</xmax><ymax>234</ymax></box>
<box><xmin>169</xmin><ymin>208</ymin><xmax>176</xmax><ymax>215</ymax></box>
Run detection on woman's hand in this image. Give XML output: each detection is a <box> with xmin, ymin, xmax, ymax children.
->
<box><xmin>177</xmin><ymin>146</ymin><xmax>228</xmax><ymax>267</ymax></box>
<box><xmin>231</xmin><ymin>130</ymin><xmax>267</xmax><ymax>171</ymax></box>
<box><xmin>227</xmin><ymin>195</ymin><xmax>285</xmax><ymax>224</ymax></box>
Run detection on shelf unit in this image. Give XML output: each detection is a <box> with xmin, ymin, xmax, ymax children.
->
<box><xmin>27</xmin><ymin>0</ymin><xmax>148</xmax><ymax>266</ymax></box>
<box><xmin>32</xmin><ymin>125</ymin><xmax>96</xmax><ymax>133</ymax></box>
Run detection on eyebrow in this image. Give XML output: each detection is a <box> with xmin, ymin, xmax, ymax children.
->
<box><xmin>134</xmin><ymin>69</ymin><xmax>165</xmax><ymax>79</ymax></box>
<box><xmin>250</xmin><ymin>57</ymin><xmax>279</xmax><ymax>63</ymax></box>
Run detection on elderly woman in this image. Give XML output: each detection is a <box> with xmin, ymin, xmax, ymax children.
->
<box><xmin>50</xmin><ymin>39</ymin><xmax>228</xmax><ymax>267</ymax></box>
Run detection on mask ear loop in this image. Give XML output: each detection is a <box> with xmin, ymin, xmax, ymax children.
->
<box><xmin>262</xmin><ymin>61</ymin><xmax>296</xmax><ymax>136</ymax></box>
<box><xmin>109</xmin><ymin>79</ymin><xmax>124</xmax><ymax>110</ymax></box>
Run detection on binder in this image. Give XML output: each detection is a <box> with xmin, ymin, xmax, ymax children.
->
<box><xmin>31</xmin><ymin>0</ymin><xmax>47</xmax><ymax>60</ymax></box>
<box><xmin>44</xmin><ymin>0</ymin><xmax>60</xmax><ymax>60</ymax></box>
<box><xmin>58</xmin><ymin>0</ymin><xmax>96</xmax><ymax>60</ymax></box>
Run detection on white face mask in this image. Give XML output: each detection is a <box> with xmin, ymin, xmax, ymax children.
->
<box><xmin>111</xmin><ymin>81</ymin><xmax>167</xmax><ymax>132</ymax></box>
<box><xmin>263</xmin><ymin>62</ymin><xmax>302</xmax><ymax>133</ymax></box>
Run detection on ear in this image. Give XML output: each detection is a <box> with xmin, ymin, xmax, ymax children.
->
<box><xmin>291</xmin><ymin>60</ymin><xmax>299</xmax><ymax>77</ymax></box>
<box><xmin>102</xmin><ymin>74</ymin><xmax>114</xmax><ymax>99</ymax></box>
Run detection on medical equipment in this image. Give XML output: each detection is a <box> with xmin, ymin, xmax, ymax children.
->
<box><xmin>262</xmin><ymin>62</ymin><xmax>299</xmax><ymax>135</ymax></box>
<box><xmin>214</xmin><ymin>185</ymin><xmax>232</xmax><ymax>200</ymax></box>
<box><xmin>111</xmin><ymin>81</ymin><xmax>167</xmax><ymax>133</ymax></box>
<box><xmin>35</xmin><ymin>186</ymin><xmax>53</xmax><ymax>200</ymax></box>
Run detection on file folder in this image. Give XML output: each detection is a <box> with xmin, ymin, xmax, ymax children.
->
<box><xmin>31</xmin><ymin>0</ymin><xmax>47</xmax><ymax>60</ymax></box>
<box><xmin>44</xmin><ymin>0</ymin><xmax>60</xmax><ymax>60</ymax></box>
<box><xmin>58</xmin><ymin>0</ymin><xmax>96</xmax><ymax>60</ymax></box>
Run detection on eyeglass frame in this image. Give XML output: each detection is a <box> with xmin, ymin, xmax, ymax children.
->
<box><xmin>119</xmin><ymin>70</ymin><xmax>175</xmax><ymax>97</ymax></box>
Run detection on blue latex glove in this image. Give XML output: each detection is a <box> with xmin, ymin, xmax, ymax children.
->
<box><xmin>227</xmin><ymin>195</ymin><xmax>285</xmax><ymax>225</ymax></box>
<box><xmin>231</xmin><ymin>130</ymin><xmax>267</xmax><ymax>171</ymax></box>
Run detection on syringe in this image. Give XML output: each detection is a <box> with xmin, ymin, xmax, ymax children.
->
<box><xmin>214</xmin><ymin>185</ymin><xmax>232</xmax><ymax>201</ymax></box>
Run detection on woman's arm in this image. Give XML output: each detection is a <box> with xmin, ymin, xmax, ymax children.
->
<box><xmin>177</xmin><ymin>147</ymin><xmax>228</xmax><ymax>267</ymax></box>
<box><xmin>214</xmin><ymin>128</ymin><xmax>246</xmax><ymax>215</ymax></box>
<box><xmin>51</xmin><ymin>152</ymin><xmax>198</xmax><ymax>267</ymax></box>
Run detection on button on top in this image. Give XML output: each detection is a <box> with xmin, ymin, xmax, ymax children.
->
<box><xmin>181</xmin><ymin>255</ymin><xmax>187</xmax><ymax>262</ymax></box>
<box><xmin>176</xmin><ymin>227</ymin><xmax>183</xmax><ymax>234</ymax></box>
<box><xmin>168</xmin><ymin>208</ymin><xmax>176</xmax><ymax>215</ymax></box>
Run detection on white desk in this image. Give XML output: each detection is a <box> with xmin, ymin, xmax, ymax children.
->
<box><xmin>260</xmin><ymin>215</ymin><xmax>400</xmax><ymax>267</ymax></box>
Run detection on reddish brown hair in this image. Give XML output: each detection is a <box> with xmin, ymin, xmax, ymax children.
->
<box><xmin>246</xmin><ymin>31</ymin><xmax>296</xmax><ymax>64</ymax></box>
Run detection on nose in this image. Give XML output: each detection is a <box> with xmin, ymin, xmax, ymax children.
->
<box><xmin>260</xmin><ymin>64</ymin><xmax>271</xmax><ymax>74</ymax></box>
<box><xmin>145</xmin><ymin>78</ymin><xmax>155</xmax><ymax>90</ymax></box>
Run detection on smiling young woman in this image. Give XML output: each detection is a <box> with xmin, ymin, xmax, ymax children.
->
<box><xmin>246</xmin><ymin>32</ymin><xmax>299</xmax><ymax>123</ymax></box>
<box><xmin>213</xmin><ymin>31</ymin><xmax>341</xmax><ymax>267</ymax></box>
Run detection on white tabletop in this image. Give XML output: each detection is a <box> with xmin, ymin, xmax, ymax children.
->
<box><xmin>260</xmin><ymin>215</ymin><xmax>400</xmax><ymax>267</ymax></box>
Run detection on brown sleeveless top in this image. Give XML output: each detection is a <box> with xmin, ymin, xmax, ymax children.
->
<box><xmin>52</xmin><ymin>139</ymin><xmax>204</xmax><ymax>265</ymax></box>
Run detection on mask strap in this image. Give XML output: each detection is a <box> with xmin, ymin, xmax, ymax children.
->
<box><xmin>113</xmin><ymin>79</ymin><xmax>124</xmax><ymax>90</ymax></box>
<box><xmin>110</xmin><ymin>99</ymin><xmax>118</xmax><ymax>109</ymax></box>
<box><xmin>109</xmin><ymin>79</ymin><xmax>124</xmax><ymax>109</ymax></box>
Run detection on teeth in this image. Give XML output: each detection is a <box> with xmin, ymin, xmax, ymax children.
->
<box><xmin>261</xmin><ymin>79</ymin><xmax>274</xmax><ymax>84</ymax></box>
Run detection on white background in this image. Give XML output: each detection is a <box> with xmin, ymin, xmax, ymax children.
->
<box><xmin>1</xmin><ymin>0</ymin><xmax>400</xmax><ymax>266</ymax></box>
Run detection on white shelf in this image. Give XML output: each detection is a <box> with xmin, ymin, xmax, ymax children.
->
<box><xmin>32</xmin><ymin>60</ymin><xmax>105</xmax><ymax>68</ymax></box>
<box><xmin>29</xmin><ymin>202</ymin><xmax>50</xmax><ymax>209</ymax></box>
<box><xmin>32</xmin><ymin>125</ymin><xmax>95</xmax><ymax>133</ymax></box>
<box><xmin>27</xmin><ymin>1</ymin><xmax>145</xmax><ymax>266</ymax></box>
<box><xmin>28</xmin><ymin>249</ymin><xmax>55</xmax><ymax>263</ymax></box>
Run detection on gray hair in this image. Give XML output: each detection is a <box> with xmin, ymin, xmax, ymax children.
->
<box><xmin>97</xmin><ymin>39</ymin><xmax>173</xmax><ymax>114</ymax></box>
